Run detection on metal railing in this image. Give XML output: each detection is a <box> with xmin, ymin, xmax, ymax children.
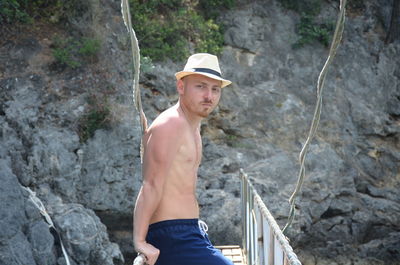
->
<box><xmin>240</xmin><ymin>169</ymin><xmax>302</xmax><ymax>265</ymax></box>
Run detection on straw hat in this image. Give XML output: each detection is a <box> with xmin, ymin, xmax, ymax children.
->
<box><xmin>175</xmin><ymin>53</ymin><xmax>232</xmax><ymax>88</ymax></box>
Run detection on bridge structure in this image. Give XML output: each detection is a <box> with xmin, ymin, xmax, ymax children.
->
<box><xmin>215</xmin><ymin>170</ymin><xmax>302</xmax><ymax>265</ymax></box>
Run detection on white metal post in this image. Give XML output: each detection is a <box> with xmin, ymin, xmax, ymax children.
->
<box><xmin>263</xmin><ymin>218</ymin><xmax>270</xmax><ymax>265</ymax></box>
<box><xmin>274</xmin><ymin>237</ymin><xmax>284</xmax><ymax>265</ymax></box>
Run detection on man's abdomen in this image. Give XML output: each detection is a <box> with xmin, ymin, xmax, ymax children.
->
<box><xmin>150</xmin><ymin>193</ymin><xmax>199</xmax><ymax>224</ymax></box>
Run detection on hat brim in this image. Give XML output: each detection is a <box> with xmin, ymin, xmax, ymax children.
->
<box><xmin>175</xmin><ymin>71</ymin><xmax>232</xmax><ymax>88</ymax></box>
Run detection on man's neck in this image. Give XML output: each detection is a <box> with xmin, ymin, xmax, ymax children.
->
<box><xmin>177</xmin><ymin>103</ymin><xmax>202</xmax><ymax>131</ymax></box>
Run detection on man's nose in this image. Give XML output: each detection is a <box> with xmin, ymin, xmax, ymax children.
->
<box><xmin>203</xmin><ymin>88</ymin><xmax>212</xmax><ymax>99</ymax></box>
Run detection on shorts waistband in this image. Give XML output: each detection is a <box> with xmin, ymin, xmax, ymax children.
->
<box><xmin>148</xmin><ymin>219</ymin><xmax>199</xmax><ymax>230</ymax></box>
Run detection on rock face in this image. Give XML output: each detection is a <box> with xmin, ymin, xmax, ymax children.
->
<box><xmin>0</xmin><ymin>160</ymin><xmax>124</xmax><ymax>265</ymax></box>
<box><xmin>215</xmin><ymin>1</ymin><xmax>400</xmax><ymax>264</ymax></box>
<box><xmin>0</xmin><ymin>0</ymin><xmax>399</xmax><ymax>265</ymax></box>
<box><xmin>0</xmin><ymin>0</ymin><xmax>139</xmax><ymax>264</ymax></box>
<box><xmin>0</xmin><ymin>161</ymin><xmax>47</xmax><ymax>265</ymax></box>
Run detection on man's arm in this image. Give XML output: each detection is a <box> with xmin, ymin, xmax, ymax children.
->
<box><xmin>133</xmin><ymin>118</ymin><xmax>183</xmax><ymax>265</ymax></box>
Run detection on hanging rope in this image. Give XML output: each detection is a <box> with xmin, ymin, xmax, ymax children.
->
<box><xmin>121</xmin><ymin>0</ymin><xmax>148</xmax><ymax>162</ymax></box>
<box><xmin>121</xmin><ymin>2</ymin><xmax>148</xmax><ymax>264</ymax></box>
<box><xmin>282</xmin><ymin>0</ymin><xmax>347</xmax><ymax>234</ymax></box>
<box><xmin>21</xmin><ymin>186</ymin><xmax>71</xmax><ymax>265</ymax></box>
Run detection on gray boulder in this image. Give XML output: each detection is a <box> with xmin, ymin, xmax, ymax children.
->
<box><xmin>0</xmin><ymin>160</ymin><xmax>56</xmax><ymax>265</ymax></box>
<box><xmin>50</xmin><ymin>201</ymin><xmax>124</xmax><ymax>265</ymax></box>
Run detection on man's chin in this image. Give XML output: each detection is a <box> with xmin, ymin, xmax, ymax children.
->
<box><xmin>198</xmin><ymin>110</ymin><xmax>211</xmax><ymax>118</ymax></box>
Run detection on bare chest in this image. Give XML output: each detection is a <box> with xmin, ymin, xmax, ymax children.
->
<box><xmin>177</xmin><ymin>131</ymin><xmax>202</xmax><ymax>166</ymax></box>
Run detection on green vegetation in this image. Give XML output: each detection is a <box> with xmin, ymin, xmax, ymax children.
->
<box><xmin>198</xmin><ymin>0</ymin><xmax>236</xmax><ymax>20</ymax></box>
<box><xmin>279</xmin><ymin>0</ymin><xmax>322</xmax><ymax>16</ymax></box>
<box><xmin>0</xmin><ymin>0</ymin><xmax>88</xmax><ymax>24</ymax></box>
<box><xmin>347</xmin><ymin>0</ymin><xmax>365</xmax><ymax>12</ymax></box>
<box><xmin>1</xmin><ymin>1</ymin><xmax>100</xmax><ymax>68</ymax></box>
<box><xmin>0</xmin><ymin>0</ymin><xmax>30</xmax><ymax>24</ymax></box>
<box><xmin>225</xmin><ymin>134</ymin><xmax>240</xmax><ymax>147</ymax></box>
<box><xmin>278</xmin><ymin>0</ymin><xmax>334</xmax><ymax>48</ymax></box>
<box><xmin>52</xmin><ymin>36</ymin><xmax>101</xmax><ymax>69</ymax></box>
<box><xmin>225</xmin><ymin>134</ymin><xmax>253</xmax><ymax>149</ymax></box>
<box><xmin>293</xmin><ymin>13</ymin><xmax>333</xmax><ymax>48</ymax></box>
<box><xmin>129</xmin><ymin>0</ymin><xmax>236</xmax><ymax>61</ymax></box>
<box><xmin>140</xmin><ymin>56</ymin><xmax>155</xmax><ymax>74</ymax></box>
<box><xmin>2</xmin><ymin>0</ymin><xmax>234</xmax><ymax>62</ymax></box>
<box><xmin>78</xmin><ymin>96</ymin><xmax>111</xmax><ymax>143</ymax></box>
<box><xmin>79</xmin><ymin>38</ymin><xmax>102</xmax><ymax>59</ymax></box>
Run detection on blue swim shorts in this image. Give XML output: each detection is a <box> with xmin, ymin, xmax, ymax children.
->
<box><xmin>146</xmin><ymin>219</ymin><xmax>234</xmax><ymax>265</ymax></box>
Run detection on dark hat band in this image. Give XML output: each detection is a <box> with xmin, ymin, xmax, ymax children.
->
<box><xmin>192</xmin><ymin>68</ymin><xmax>222</xmax><ymax>77</ymax></box>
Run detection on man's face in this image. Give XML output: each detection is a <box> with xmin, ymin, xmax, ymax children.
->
<box><xmin>178</xmin><ymin>74</ymin><xmax>222</xmax><ymax>118</ymax></box>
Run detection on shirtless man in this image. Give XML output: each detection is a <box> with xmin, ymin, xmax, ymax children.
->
<box><xmin>133</xmin><ymin>53</ymin><xmax>233</xmax><ymax>265</ymax></box>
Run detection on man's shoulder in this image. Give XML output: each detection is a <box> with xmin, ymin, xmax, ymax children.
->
<box><xmin>148</xmin><ymin>108</ymin><xmax>186</xmax><ymax>135</ymax></box>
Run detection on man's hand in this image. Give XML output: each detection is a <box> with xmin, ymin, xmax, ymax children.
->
<box><xmin>135</xmin><ymin>241</ymin><xmax>160</xmax><ymax>265</ymax></box>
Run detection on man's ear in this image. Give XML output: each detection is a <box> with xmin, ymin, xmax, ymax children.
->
<box><xmin>177</xmin><ymin>79</ymin><xmax>185</xmax><ymax>95</ymax></box>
